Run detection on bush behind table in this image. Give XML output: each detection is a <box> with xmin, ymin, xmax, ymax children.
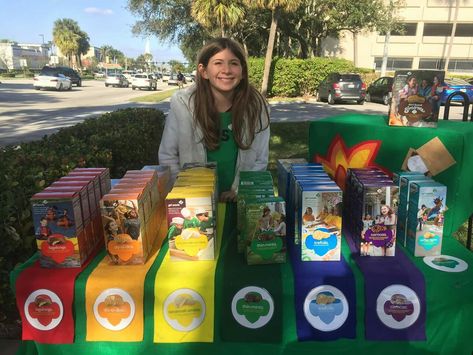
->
<box><xmin>0</xmin><ymin>108</ymin><xmax>165</xmax><ymax>333</ymax></box>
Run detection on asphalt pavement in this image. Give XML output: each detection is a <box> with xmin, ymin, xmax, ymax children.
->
<box><xmin>0</xmin><ymin>79</ymin><xmax>470</xmax><ymax>148</ymax></box>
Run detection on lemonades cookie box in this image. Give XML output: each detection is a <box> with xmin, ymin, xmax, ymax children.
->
<box><xmin>406</xmin><ymin>181</ymin><xmax>447</xmax><ymax>256</ymax></box>
<box><xmin>165</xmin><ymin>189</ymin><xmax>215</xmax><ymax>261</ymax></box>
<box><xmin>298</xmin><ymin>184</ymin><xmax>343</xmax><ymax>261</ymax></box>
<box><xmin>31</xmin><ymin>191</ymin><xmax>85</xmax><ymax>268</ymax></box>
<box><xmin>100</xmin><ymin>191</ymin><xmax>148</xmax><ymax>265</ymax></box>
<box><xmin>244</xmin><ymin>197</ymin><xmax>286</xmax><ymax>265</ymax></box>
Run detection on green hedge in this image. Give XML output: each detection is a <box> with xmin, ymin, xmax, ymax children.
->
<box><xmin>248</xmin><ymin>57</ymin><xmax>374</xmax><ymax>97</ymax></box>
<box><xmin>0</xmin><ymin>108</ymin><xmax>165</xmax><ymax>327</ymax></box>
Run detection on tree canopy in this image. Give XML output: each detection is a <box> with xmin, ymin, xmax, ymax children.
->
<box><xmin>127</xmin><ymin>0</ymin><xmax>402</xmax><ymax>64</ymax></box>
<box><xmin>52</xmin><ymin>18</ymin><xmax>90</xmax><ymax>68</ymax></box>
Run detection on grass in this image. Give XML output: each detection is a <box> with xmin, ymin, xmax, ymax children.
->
<box><xmin>268</xmin><ymin>121</ymin><xmax>310</xmax><ymax>172</ymax></box>
<box><xmin>129</xmin><ymin>88</ymin><xmax>178</xmax><ymax>103</ymax></box>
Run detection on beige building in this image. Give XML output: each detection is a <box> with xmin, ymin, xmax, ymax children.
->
<box><xmin>0</xmin><ymin>42</ymin><xmax>50</xmax><ymax>70</ymax></box>
<box><xmin>56</xmin><ymin>45</ymin><xmax>100</xmax><ymax>68</ymax></box>
<box><xmin>322</xmin><ymin>0</ymin><xmax>473</xmax><ymax>74</ymax></box>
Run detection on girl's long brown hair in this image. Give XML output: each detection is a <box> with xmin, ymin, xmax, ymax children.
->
<box><xmin>192</xmin><ymin>38</ymin><xmax>269</xmax><ymax>150</ymax></box>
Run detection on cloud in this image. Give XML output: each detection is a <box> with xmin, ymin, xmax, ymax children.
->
<box><xmin>84</xmin><ymin>7</ymin><xmax>114</xmax><ymax>15</ymax></box>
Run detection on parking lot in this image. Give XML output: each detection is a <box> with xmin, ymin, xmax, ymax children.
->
<box><xmin>0</xmin><ymin>78</ymin><xmax>470</xmax><ymax>147</ymax></box>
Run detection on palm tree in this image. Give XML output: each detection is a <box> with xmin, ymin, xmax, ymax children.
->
<box><xmin>243</xmin><ymin>0</ymin><xmax>302</xmax><ymax>97</ymax></box>
<box><xmin>53</xmin><ymin>18</ymin><xmax>89</xmax><ymax>68</ymax></box>
<box><xmin>191</xmin><ymin>0</ymin><xmax>245</xmax><ymax>37</ymax></box>
<box><xmin>100</xmin><ymin>45</ymin><xmax>114</xmax><ymax>64</ymax></box>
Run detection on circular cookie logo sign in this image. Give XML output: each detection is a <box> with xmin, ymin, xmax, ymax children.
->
<box><xmin>303</xmin><ymin>285</ymin><xmax>349</xmax><ymax>332</ymax></box>
<box><xmin>231</xmin><ymin>286</ymin><xmax>274</xmax><ymax>329</ymax></box>
<box><xmin>24</xmin><ymin>289</ymin><xmax>64</xmax><ymax>331</ymax></box>
<box><xmin>376</xmin><ymin>284</ymin><xmax>420</xmax><ymax>329</ymax></box>
<box><xmin>164</xmin><ymin>289</ymin><xmax>206</xmax><ymax>331</ymax></box>
<box><xmin>423</xmin><ymin>255</ymin><xmax>468</xmax><ymax>273</ymax></box>
<box><xmin>93</xmin><ymin>288</ymin><xmax>135</xmax><ymax>331</ymax></box>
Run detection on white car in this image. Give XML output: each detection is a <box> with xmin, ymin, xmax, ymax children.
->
<box><xmin>162</xmin><ymin>73</ymin><xmax>171</xmax><ymax>82</ymax></box>
<box><xmin>132</xmin><ymin>73</ymin><xmax>157</xmax><ymax>90</ymax></box>
<box><xmin>105</xmin><ymin>74</ymin><xmax>129</xmax><ymax>88</ymax></box>
<box><xmin>33</xmin><ymin>73</ymin><xmax>72</xmax><ymax>91</ymax></box>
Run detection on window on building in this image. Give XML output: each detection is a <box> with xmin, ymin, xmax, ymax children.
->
<box><xmin>423</xmin><ymin>23</ymin><xmax>453</xmax><ymax>36</ymax></box>
<box><xmin>455</xmin><ymin>24</ymin><xmax>473</xmax><ymax>37</ymax></box>
<box><xmin>448</xmin><ymin>60</ymin><xmax>473</xmax><ymax>73</ymax></box>
<box><xmin>391</xmin><ymin>23</ymin><xmax>418</xmax><ymax>36</ymax></box>
<box><xmin>374</xmin><ymin>57</ymin><xmax>413</xmax><ymax>71</ymax></box>
<box><xmin>419</xmin><ymin>58</ymin><xmax>445</xmax><ymax>70</ymax></box>
<box><xmin>419</xmin><ymin>58</ymin><xmax>473</xmax><ymax>73</ymax></box>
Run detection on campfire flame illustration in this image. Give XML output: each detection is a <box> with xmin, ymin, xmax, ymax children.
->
<box><xmin>314</xmin><ymin>135</ymin><xmax>387</xmax><ymax>190</ymax></box>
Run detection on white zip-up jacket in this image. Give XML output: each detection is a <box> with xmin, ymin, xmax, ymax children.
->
<box><xmin>158</xmin><ymin>86</ymin><xmax>270</xmax><ymax>191</ymax></box>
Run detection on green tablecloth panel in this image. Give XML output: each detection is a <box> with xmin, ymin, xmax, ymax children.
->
<box><xmin>308</xmin><ymin>114</ymin><xmax>473</xmax><ymax>237</ymax></box>
<box><xmin>11</xmin><ymin>233</ymin><xmax>473</xmax><ymax>354</ymax></box>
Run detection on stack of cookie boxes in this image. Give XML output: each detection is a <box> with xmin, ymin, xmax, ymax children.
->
<box><xmin>237</xmin><ymin>171</ymin><xmax>286</xmax><ymax>265</ymax></box>
<box><xmin>165</xmin><ymin>163</ymin><xmax>217</xmax><ymax>261</ymax></box>
<box><xmin>344</xmin><ymin>168</ymin><xmax>399</xmax><ymax>257</ymax></box>
<box><xmin>288</xmin><ymin>163</ymin><xmax>343</xmax><ymax>261</ymax></box>
<box><xmin>100</xmin><ymin>169</ymin><xmax>163</xmax><ymax>265</ymax></box>
<box><xmin>30</xmin><ymin>168</ymin><xmax>111</xmax><ymax>268</ymax></box>
<box><xmin>393</xmin><ymin>171</ymin><xmax>432</xmax><ymax>248</ymax></box>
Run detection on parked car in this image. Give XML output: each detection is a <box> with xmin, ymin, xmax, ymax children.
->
<box><xmin>366</xmin><ymin>77</ymin><xmax>394</xmax><ymax>105</ymax></box>
<box><xmin>439</xmin><ymin>77</ymin><xmax>473</xmax><ymax>105</ymax></box>
<box><xmin>317</xmin><ymin>73</ymin><xmax>366</xmax><ymax>104</ymax></box>
<box><xmin>167</xmin><ymin>73</ymin><xmax>179</xmax><ymax>86</ymax></box>
<box><xmin>105</xmin><ymin>74</ymin><xmax>129</xmax><ymax>88</ymax></box>
<box><xmin>184</xmin><ymin>73</ymin><xmax>194</xmax><ymax>83</ymax></box>
<box><xmin>39</xmin><ymin>66</ymin><xmax>82</xmax><ymax>87</ymax></box>
<box><xmin>122</xmin><ymin>70</ymin><xmax>136</xmax><ymax>81</ymax></box>
<box><xmin>33</xmin><ymin>72</ymin><xmax>72</xmax><ymax>91</ymax></box>
<box><xmin>132</xmin><ymin>73</ymin><xmax>157</xmax><ymax>90</ymax></box>
<box><xmin>162</xmin><ymin>73</ymin><xmax>171</xmax><ymax>82</ymax></box>
<box><xmin>94</xmin><ymin>71</ymin><xmax>105</xmax><ymax>78</ymax></box>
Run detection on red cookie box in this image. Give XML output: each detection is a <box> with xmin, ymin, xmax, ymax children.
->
<box><xmin>71</xmin><ymin>167</ymin><xmax>111</xmax><ymax>197</ymax></box>
<box><xmin>59</xmin><ymin>175</ymin><xmax>99</xmax><ymax>214</ymax></box>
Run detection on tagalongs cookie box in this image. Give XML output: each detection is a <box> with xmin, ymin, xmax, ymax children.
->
<box><xmin>388</xmin><ymin>70</ymin><xmax>445</xmax><ymax>128</ymax></box>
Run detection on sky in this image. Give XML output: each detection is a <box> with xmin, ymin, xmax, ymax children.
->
<box><xmin>0</xmin><ymin>0</ymin><xmax>186</xmax><ymax>62</ymax></box>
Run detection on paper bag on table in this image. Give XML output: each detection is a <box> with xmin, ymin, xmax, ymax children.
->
<box><xmin>401</xmin><ymin>137</ymin><xmax>456</xmax><ymax>176</ymax></box>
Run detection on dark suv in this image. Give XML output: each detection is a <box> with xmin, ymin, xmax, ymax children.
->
<box><xmin>317</xmin><ymin>73</ymin><xmax>366</xmax><ymax>104</ymax></box>
<box><xmin>40</xmin><ymin>66</ymin><xmax>82</xmax><ymax>87</ymax></box>
<box><xmin>366</xmin><ymin>76</ymin><xmax>393</xmax><ymax>105</ymax></box>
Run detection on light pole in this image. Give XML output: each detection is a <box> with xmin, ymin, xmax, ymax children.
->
<box><xmin>39</xmin><ymin>34</ymin><xmax>45</xmax><ymax>44</ymax></box>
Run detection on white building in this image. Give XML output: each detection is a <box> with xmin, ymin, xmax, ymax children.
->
<box><xmin>322</xmin><ymin>0</ymin><xmax>473</xmax><ymax>74</ymax></box>
<box><xmin>0</xmin><ymin>42</ymin><xmax>50</xmax><ymax>70</ymax></box>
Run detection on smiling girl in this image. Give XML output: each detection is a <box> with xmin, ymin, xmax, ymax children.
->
<box><xmin>159</xmin><ymin>38</ymin><xmax>270</xmax><ymax>202</ymax></box>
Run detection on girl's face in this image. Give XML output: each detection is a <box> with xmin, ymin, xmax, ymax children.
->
<box><xmin>109</xmin><ymin>221</ymin><xmax>118</xmax><ymax>233</ymax></box>
<box><xmin>408</xmin><ymin>78</ymin><xmax>417</xmax><ymax>87</ymax></box>
<box><xmin>381</xmin><ymin>206</ymin><xmax>389</xmax><ymax>215</ymax></box>
<box><xmin>199</xmin><ymin>48</ymin><xmax>243</xmax><ymax>95</ymax></box>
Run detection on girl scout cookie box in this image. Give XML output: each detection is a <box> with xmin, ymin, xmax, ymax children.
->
<box><xmin>389</xmin><ymin>69</ymin><xmax>445</xmax><ymax>127</ymax></box>
<box><xmin>298</xmin><ymin>183</ymin><xmax>343</xmax><ymax>261</ymax></box>
<box><xmin>31</xmin><ymin>191</ymin><xmax>85</xmax><ymax>268</ymax></box>
<box><xmin>406</xmin><ymin>181</ymin><xmax>447</xmax><ymax>257</ymax></box>
<box><xmin>244</xmin><ymin>197</ymin><xmax>286</xmax><ymax>265</ymax></box>
<box><xmin>165</xmin><ymin>188</ymin><xmax>215</xmax><ymax>261</ymax></box>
